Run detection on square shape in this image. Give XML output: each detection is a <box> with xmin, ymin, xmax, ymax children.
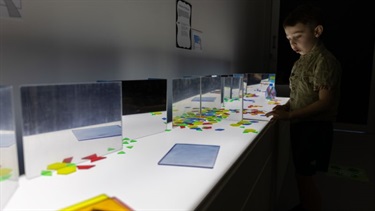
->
<box><xmin>158</xmin><ymin>143</ymin><xmax>220</xmax><ymax>169</ymax></box>
<box><xmin>191</xmin><ymin>97</ymin><xmax>216</xmax><ymax>102</ymax></box>
<box><xmin>72</xmin><ymin>125</ymin><xmax>122</xmax><ymax>141</ymax></box>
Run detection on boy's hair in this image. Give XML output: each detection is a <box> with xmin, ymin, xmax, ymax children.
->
<box><xmin>283</xmin><ymin>4</ymin><xmax>324</xmax><ymax>29</ymax></box>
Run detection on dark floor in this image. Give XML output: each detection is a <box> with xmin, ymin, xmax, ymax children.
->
<box><xmin>276</xmin><ymin>130</ymin><xmax>375</xmax><ymax>211</ymax></box>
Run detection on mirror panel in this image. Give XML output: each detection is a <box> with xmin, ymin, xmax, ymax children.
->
<box><xmin>21</xmin><ymin>82</ymin><xmax>122</xmax><ymax>178</ymax></box>
<box><xmin>243</xmin><ymin>73</ymin><xmax>278</xmax><ymax>121</ymax></box>
<box><xmin>0</xmin><ymin>85</ymin><xmax>19</xmax><ymax>209</ymax></box>
<box><xmin>121</xmin><ymin>79</ymin><xmax>167</xmax><ymax>139</ymax></box>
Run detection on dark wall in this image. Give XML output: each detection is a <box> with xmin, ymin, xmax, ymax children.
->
<box><xmin>277</xmin><ymin>1</ymin><xmax>375</xmax><ymax>125</ymax></box>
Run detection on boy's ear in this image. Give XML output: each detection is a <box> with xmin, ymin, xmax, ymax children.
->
<box><xmin>314</xmin><ymin>25</ymin><xmax>323</xmax><ymax>38</ymax></box>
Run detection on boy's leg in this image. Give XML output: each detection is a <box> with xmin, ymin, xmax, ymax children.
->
<box><xmin>290</xmin><ymin>121</ymin><xmax>333</xmax><ymax>211</ymax></box>
<box><xmin>296</xmin><ymin>174</ymin><xmax>322</xmax><ymax>211</ymax></box>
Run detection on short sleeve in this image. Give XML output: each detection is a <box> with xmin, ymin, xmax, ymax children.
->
<box><xmin>313</xmin><ymin>55</ymin><xmax>341</xmax><ymax>91</ymax></box>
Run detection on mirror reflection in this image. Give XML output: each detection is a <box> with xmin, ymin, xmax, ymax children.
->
<box><xmin>245</xmin><ymin>73</ymin><xmax>276</xmax><ymax>93</ymax></box>
<box><xmin>201</xmin><ymin>76</ymin><xmax>222</xmax><ymax>110</ymax></box>
<box><xmin>172</xmin><ymin>77</ymin><xmax>201</xmax><ymax>127</ymax></box>
<box><xmin>0</xmin><ymin>85</ymin><xmax>19</xmax><ymax>210</ymax></box>
<box><xmin>243</xmin><ymin>73</ymin><xmax>278</xmax><ymax>121</ymax></box>
<box><xmin>222</xmin><ymin>75</ymin><xmax>244</xmax><ymax>121</ymax></box>
<box><xmin>121</xmin><ymin>79</ymin><xmax>167</xmax><ymax>139</ymax></box>
<box><xmin>21</xmin><ymin>82</ymin><xmax>122</xmax><ymax>178</ymax></box>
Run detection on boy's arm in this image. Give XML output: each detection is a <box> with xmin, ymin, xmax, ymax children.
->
<box><xmin>265</xmin><ymin>88</ymin><xmax>334</xmax><ymax>120</ymax></box>
<box><xmin>289</xmin><ymin>88</ymin><xmax>334</xmax><ymax>120</ymax></box>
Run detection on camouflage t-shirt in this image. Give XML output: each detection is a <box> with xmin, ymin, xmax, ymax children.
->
<box><xmin>289</xmin><ymin>41</ymin><xmax>341</xmax><ymax>121</ymax></box>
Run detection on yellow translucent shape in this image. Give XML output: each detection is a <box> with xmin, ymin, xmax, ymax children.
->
<box><xmin>244</xmin><ymin>129</ymin><xmax>257</xmax><ymax>133</ymax></box>
<box><xmin>78</xmin><ymin>198</ymin><xmax>133</xmax><ymax>211</ymax></box>
<box><xmin>57</xmin><ymin>165</ymin><xmax>77</xmax><ymax>175</ymax></box>
<box><xmin>47</xmin><ymin>162</ymin><xmax>67</xmax><ymax>170</ymax></box>
<box><xmin>59</xmin><ymin>194</ymin><xmax>109</xmax><ymax>211</ymax></box>
<box><xmin>0</xmin><ymin>168</ymin><xmax>12</xmax><ymax>176</ymax></box>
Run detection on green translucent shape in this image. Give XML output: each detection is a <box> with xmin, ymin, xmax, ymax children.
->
<box><xmin>127</xmin><ymin>146</ymin><xmax>134</xmax><ymax>149</ymax></box>
<box><xmin>41</xmin><ymin>170</ymin><xmax>52</xmax><ymax>176</ymax></box>
<box><xmin>0</xmin><ymin>174</ymin><xmax>12</xmax><ymax>181</ymax></box>
<box><xmin>243</xmin><ymin>129</ymin><xmax>258</xmax><ymax>133</ymax></box>
<box><xmin>108</xmin><ymin>147</ymin><xmax>115</xmax><ymax>151</ymax></box>
<box><xmin>123</xmin><ymin>141</ymin><xmax>129</xmax><ymax>145</ymax></box>
<box><xmin>130</xmin><ymin>140</ymin><xmax>137</xmax><ymax>143</ymax></box>
<box><xmin>165</xmin><ymin>129</ymin><xmax>172</xmax><ymax>132</ymax></box>
<box><xmin>117</xmin><ymin>151</ymin><xmax>126</xmax><ymax>154</ymax></box>
<box><xmin>122</xmin><ymin>137</ymin><xmax>130</xmax><ymax>140</ymax></box>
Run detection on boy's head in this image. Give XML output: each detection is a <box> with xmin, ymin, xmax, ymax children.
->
<box><xmin>283</xmin><ymin>4</ymin><xmax>324</xmax><ymax>55</ymax></box>
<box><xmin>283</xmin><ymin>4</ymin><xmax>324</xmax><ymax>30</ymax></box>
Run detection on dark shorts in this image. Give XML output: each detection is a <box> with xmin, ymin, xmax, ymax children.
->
<box><xmin>290</xmin><ymin>120</ymin><xmax>333</xmax><ymax>176</ymax></box>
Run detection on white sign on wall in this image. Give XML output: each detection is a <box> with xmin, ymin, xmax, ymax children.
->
<box><xmin>176</xmin><ymin>0</ymin><xmax>192</xmax><ymax>49</ymax></box>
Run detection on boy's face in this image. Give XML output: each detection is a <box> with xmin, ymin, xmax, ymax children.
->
<box><xmin>284</xmin><ymin>23</ymin><xmax>318</xmax><ymax>56</ymax></box>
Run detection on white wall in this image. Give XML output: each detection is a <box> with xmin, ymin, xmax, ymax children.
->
<box><xmin>0</xmin><ymin>0</ymin><xmax>276</xmax><ymax>174</ymax></box>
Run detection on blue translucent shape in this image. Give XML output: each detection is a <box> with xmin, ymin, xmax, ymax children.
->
<box><xmin>158</xmin><ymin>143</ymin><xmax>220</xmax><ymax>169</ymax></box>
<box><xmin>72</xmin><ymin>125</ymin><xmax>122</xmax><ymax>141</ymax></box>
<box><xmin>0</xmin><ymin>134</ymin><xmax>16</xmax><ymax>148</ymax></box>
<box><xmin>191</xmin><ymin>97</ymin><xmax>217</xmax><ymax>102</ymax></box>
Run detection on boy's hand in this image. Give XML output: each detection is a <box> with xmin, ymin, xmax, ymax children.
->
<box><xmin>265</xmin><ymin>109</ymin><xmax>290</xmax><ymax>120</ymax></box>
<box><xmin>265</xmin><ymin>104</ymin><xmax>291</xmax><ymax>120</ymax></box>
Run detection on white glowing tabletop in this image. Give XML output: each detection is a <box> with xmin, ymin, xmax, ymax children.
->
<box><xmin>4</xmin><ymin>118</ymin><xmax>269</xmax><ymax>210</ymax></box>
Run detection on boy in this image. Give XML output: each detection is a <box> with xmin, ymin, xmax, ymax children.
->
<box><xmin>265</xmin><ymin>4</ymin><xmax>341</xmax><ymax>211</ymax></box>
